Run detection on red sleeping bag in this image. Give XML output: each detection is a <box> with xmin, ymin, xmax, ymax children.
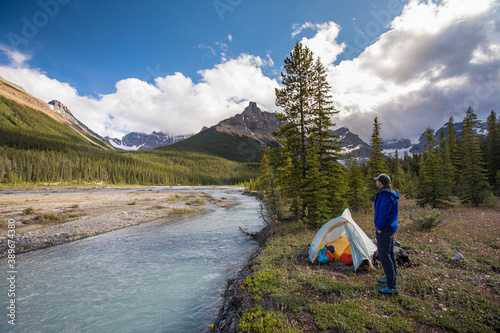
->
<box><xmin>340</xmin><ymin>253</ymin><xmax>353</xmax><ymax>265</ymax></box>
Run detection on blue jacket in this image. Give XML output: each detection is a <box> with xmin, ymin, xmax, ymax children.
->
<box><xmin>374</xmin><ymin>189</ymin><xmax>400</xmax><ymax>231</ymax></box>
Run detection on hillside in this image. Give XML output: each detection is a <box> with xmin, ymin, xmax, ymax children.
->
<box><xmin>0</xmin><ymin>76</ymin><xmax>109</xmax><ymax>148</ymax></box>
<box><xmin>0</xmin><ymin>94</ymin><xmax>257</xmax><ymax>185</ymax></box>
<box><xmin>0</xmin><ymin>95</ymin><xmax>109</xmax><ymax>151</ymax></box>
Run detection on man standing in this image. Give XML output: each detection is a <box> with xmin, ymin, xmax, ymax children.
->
<box><xmin>373</xmin><ymin>174</ymin><xmax>400</xmax><ymax>294</ymax></box>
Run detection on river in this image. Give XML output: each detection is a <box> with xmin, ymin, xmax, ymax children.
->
<box><xmin>0</xmin><ymin>188</ymin><xmax>263</xmax><ymax>332</ymax></box>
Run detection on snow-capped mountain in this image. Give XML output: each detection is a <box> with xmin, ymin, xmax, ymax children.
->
<box><xmin>104</xmin><ymin>131</ymin><xmax>191</xmax><ymax>150</ymax></box>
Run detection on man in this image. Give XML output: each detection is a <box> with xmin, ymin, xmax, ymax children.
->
<box><xmin>373</xmin><ymin>173</ymin><xmax>400</xmax><ymax>294</ymax></box>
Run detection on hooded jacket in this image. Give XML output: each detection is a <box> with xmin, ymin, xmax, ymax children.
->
<box><xmin>374</xmin><ymin>189</ymin><xmax>400</xmax><ymax>231</ymax></box>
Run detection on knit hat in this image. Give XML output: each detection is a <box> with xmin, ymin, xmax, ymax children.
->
<box><xmin>373</xmin><ymin>174</ymin><xmax>391</xmax><ymax>186</ymax></box>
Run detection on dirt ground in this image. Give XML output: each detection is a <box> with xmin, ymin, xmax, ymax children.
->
<box><xmin>0</xmin><ymin>186</ymin><xmax>236</xmax><ymax>256</ymax></box>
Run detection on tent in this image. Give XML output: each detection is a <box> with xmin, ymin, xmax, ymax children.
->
<box><xmin>308</xmin><ymin>208</ymin><xmax>377</xmax><ymax>271</ymax></box>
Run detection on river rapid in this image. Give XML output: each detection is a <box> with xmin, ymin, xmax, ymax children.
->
<box><xmin>0</xmin><ymin>188</ymin><xmax>263</xmax><ymax>332</ymax></box>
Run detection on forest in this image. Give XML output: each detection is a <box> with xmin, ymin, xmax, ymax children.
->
<box><xmin>0</xmin><ymin>95</ymin><xmax>258</xmax><ymax>186</ymax></box>
<box><xmin>250</xmin><ymin>42</ymin><xmax>500</xmax><ymax>226</ymax></box>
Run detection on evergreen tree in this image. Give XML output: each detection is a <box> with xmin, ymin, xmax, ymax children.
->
<box><xmin>274</xmin><ymin>41</ymin><xmax>315</xmax><ymax>180</ymax></box>
<box><xmin>346</xmin><ymin>152</ymin><xmax>370</xmax><ymax>212</ymax></box>
<box><xmin>273</xmin><ymin>42</ymin><xmax>315</xmax><ymax>220</ymax></box>
<box><xmin>416</xmin><ymin>128</ymin><xmax>453</xmax><ymax>207</ymax></box>
<box><xmin>389</xmin><ymin>150</ymin><xmax>405</xmax><ymax>192</ymax></box>
<box><xmin>302</xmin><ymin>140</ymin><xmax>331</xmax><ymax>225</ymax></box>
<box><xmin>438</xmin><ymin>130</ymin><xmax>455</xmax><ymax>195</ymax></box>
<box><xmin>459</xmin><ymin>107</ymin><xmax>490</xmax><ymax>206</ymax></box>
<box><xmin>485</xmin><ymin>111</ymin><xmax>500</xmax><ymax>194</ymax></box>
<box><xmin>256</xmin><ymin>148</ymin><xmax>283</xmax><ymax>221</ymax></box>
<box><xmin>309</xmin><ymin>58</ymin><xmax>342</xmax><ymax>164</ymax></box>
<box><xmin>272</xmin><ymin>43</ymin><xmax>346</xmax><ymax>223</ymax></box>
<box><xmin>367</xmin><ymin>117</ymin><xmax>388</xmax><ymax>194</ymax></box>
<box><xmin>446</xmin><ymin>117</ymin><xmax>461</xmax><ymax>194</ymax></box>
<box><xmin>307</xmin><ymin>58</ymin><xmax>346</xmax><ymax>219</ymax></box>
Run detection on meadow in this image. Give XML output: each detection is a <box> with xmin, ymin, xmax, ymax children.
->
<box><xmin>233</xmin><ymin>197</ymin><xmax>500</xmax><ymax>332</ymax></box>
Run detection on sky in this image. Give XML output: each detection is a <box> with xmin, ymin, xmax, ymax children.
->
<box><xmin>0</xmin><ymin>0</ymin><xmax>499</xmax><ymax>142</ymax></box>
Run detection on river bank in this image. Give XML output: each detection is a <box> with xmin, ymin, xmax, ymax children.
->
<box><xmin>212</xmin><ymin>198</ymin><xmax>500</xmax><ymax>332</ymax></box>
<box><xmin>0</xmin><ymin>186</ymin><xmax>238</xmax><ymax>258</ymax></box>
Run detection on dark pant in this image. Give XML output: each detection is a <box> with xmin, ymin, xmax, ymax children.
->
<box><xmin>376</xmin><ymin>229</ymin><xmax>397</xmax><ymax>289</ymax></box>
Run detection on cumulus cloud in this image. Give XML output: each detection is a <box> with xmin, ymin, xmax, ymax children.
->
<box><xmin>0</xmin><ymin>53</ymin><xmax>279</xmax><ymax>138</ymax></box>
<box><xmin>1</xmin><ymin>0</ymin><xmax>498</xmax><ymax>145</ymax></box>
<box><xmin>0</xmin><ymin>44</ymin><xmax>31</xmax><ymax>67</ymax></box>
<box><xmin>291</xmin><ymin>22</ymin><xmax>346</xmax><ymax>65</ymax></box>
<box><xmin>296</xmin><ymin>0</ymin><xmax>500</xmax><ymax>141</ymax></box>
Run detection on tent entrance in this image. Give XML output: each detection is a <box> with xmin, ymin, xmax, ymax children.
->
<box><xmin>326</xmin><ymin>237</ymin><xmax>351</xmax><ymax>261</ymax></box>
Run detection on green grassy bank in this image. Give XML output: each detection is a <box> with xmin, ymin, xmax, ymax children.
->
<box><xmin>233</xmin><ymin>198</ymin><xmax>500</xmax><ymax>332</ymax></box>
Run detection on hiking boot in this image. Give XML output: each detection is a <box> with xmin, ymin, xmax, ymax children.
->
<box><xmin>378</xmin><ymin>287</ymin><xmax>398</xmax><ymax>295</ymax></box>
<box><xmin>378</xmin><ymin>279</ymin><xmax>387</xmax><ymax>284</ymax></box>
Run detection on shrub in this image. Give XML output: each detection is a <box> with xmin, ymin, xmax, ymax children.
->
<box><xmin>237</xmin><ymin>306</ymin><xmax>299</xmax><ymax>333</ymax></box>
<box><xmin>485</xmin><ymin>194</ymin><xmax>498</xmax><ymax>208</ymax></box>
<box><xmin>186</xmin><ymin>198</ymin><xmax>206</xmax><ymax>206</ymax></box>
<box><xmin>409</xmin><ymin>205</ymin><xmax>444</xmax><ymax>231</ymax></box>
<box><xmin>23</xmin><ymin>207</ymin><xmax>35</xmax><ymax>215</ymax></box>
<box><xmin>35</xmin><ymin>211</ymin><xmax>67</xmax><ymax>225</ymax></box>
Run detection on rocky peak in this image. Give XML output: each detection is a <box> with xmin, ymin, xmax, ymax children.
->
<box><xmin>48</xmin><ymin>100</ymin><xmax>72</xmax><ymax>115</ymax></box>
<box><xmin>214</xmin><ymin>101</ymin><xmax>284</xmax><ymax>143</ymax></box>
<box><xmin>48</xmin><ymin>99</ymin><xmax>106</xmax><ymax>142</ymax></box>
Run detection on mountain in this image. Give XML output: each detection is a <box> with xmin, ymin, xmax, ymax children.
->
<box><xmin>48</xmin><ymin>100</ymin><xmax>108</xmax><ymax>144</ymax></box>
<box><xmin>333</xmin><ymin>127</ymin><xmax>372</xmax><ymax>161</ymax></box>
<box><xmin>159</xmin><ymin>101</ymin><xmax>283</xmax><ymax>162</ymax></box>
<box><xmin>104</xmin><ymin>131</ymin><xmax>191</xmax><ymax>150</ymax></box>
<box><xmin>0</xmin><ymin>76</ymin><xmax>109</xmax><ymax>149</ymax></box>
<box><xmin>215</xmin><ymin>101</ymin><xmax>283</xmax><ymax>143</ymax></box>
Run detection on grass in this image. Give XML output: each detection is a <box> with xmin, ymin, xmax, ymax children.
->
<box><xmin>235</xmin><ymin>197</ymin><xmax>500</xmax><ymax>332</ymax></box>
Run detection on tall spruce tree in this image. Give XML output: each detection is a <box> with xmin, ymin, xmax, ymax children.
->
<box><xmin>390</xmin><ymin>150</ymin><xmax>405</xmax><ymax>192</ymax></box>
<box><xmin>485</xmin><ymin>111</ymin><xmax>500</xmax><ymax>194</ymax></box>
<box><xmin>256</xmin><ymin>148</ymin><xmax>283</xmax><ymax>221</ymax></box>
<box><xmin>274</xmin><ymin>42</ymin><xmax>315</xmax><ymax>220</ymax></box>
<box><xmin>446</xmin><ymin>117</ymin><xmax>461</xmax><ymax>194</ymax></box>
<box><xmin>368</xmin><ymin>117</ymin><xmax>388</xmax><ymax>194</ymax></box>
<box><xmin>274</xmin><ymin>41</ymin><xmax>315</xmax><ymax>179</ymax></box>
<box><xmin>346</xmin><ymin>152</ymin><xmax>370</xmax><ymax>212</ymax></box>
<box><xmin>273</xmin><ymin>43</ymin><xmax>346</xmax><ymax>223</ymax></box>
<box><xmin>302</xmin><ymin>138</ymin><xmax>331</xmax><ymax>225</ymax></box>
<box><xmin>459</xmin><ymin>107</ymin><xmax>490</xmax><ymax>206</ymax></box>
<box><xmin>416</xmin><ymin>128</ymin><xmax>453</xmax><ymax>207</ymax></box>
<box><xmin>307</xmin><ymin>58</ymin><xmax>346</xmax><ymax>218</ymax></box>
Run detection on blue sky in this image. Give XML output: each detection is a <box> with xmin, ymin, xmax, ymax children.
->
<box><xmin>0</xmin><ymin>0</ymin><xmax>499</xmax><ymax>141</ymax></box>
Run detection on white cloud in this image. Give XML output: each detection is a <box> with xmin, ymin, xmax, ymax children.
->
<box><xmin>0</xmin><ymin>44</ymin><xmax>31</xmax><ymax>67</ymax></box>
<box><xmin>291</xmin><ymin>22</ymin><xmax>346</xmax><ymax>65</ymax></box>
<box><xmin>297</xmin><ymin>0</ymin><xmax>500</xmax><ymax>141</ymax></box>
<box><xmin>0</xmin><ymin>53</ymin><xmax>279</xmax><ymax>138</ymax></box>
<box><xmin>1</xmin><ymin>0</ymin><xmax>498</xmax><ymax>145</ymax></box>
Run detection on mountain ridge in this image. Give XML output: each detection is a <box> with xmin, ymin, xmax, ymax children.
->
<box><xmin>0</xmin><ymin>76</ymin><xmax>110</xmax><ymax>149</ymax></box>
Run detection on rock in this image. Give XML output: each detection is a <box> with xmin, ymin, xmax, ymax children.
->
<box><xmin>451</xmin><ymin>252</ymin><xmax>466</xmax><ymax>261</ymax></box>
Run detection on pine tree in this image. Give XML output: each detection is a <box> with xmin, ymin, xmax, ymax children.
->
<box><xmin>274</xmin><ymin>41</ymin><xmax>315</xmax><ymax>180</ymax></box>
<box><xmin>485</xmin><ymin>111</ymin><xmax>500</xmax><ymax>194</ymax></box>
<box><xmin>438</xmin><ymin>129</ymin><xmax>455</xmax><ymax>195</ymax></box>
<box><xmin>416</xmin><ymin>128</ymin><xmax>453</xmax><ymax>207</ymax></box>
<box><xmin>346</xmin><ymin>152</ymin><xmax>370</xmax><ymax>212</ymax></box>
<box><xmin>367</xmin><ymin>117</ymin><xmax>388</xmax><ymax>194</ymax></box>
<box><xmin>309</xmin><ymin>58</ymin><xmax>342</xmax><ymax>164</ymax></box>
<box><xmin>256</xmin><ymin>148</ymin><xmax>283</xmax><ymax>221</ymax></box>
<box><xmin>273</xmin><ymin>42</ymin><xmax>315</xmax><ymax>220</ymax></box>
<box><xmin>459</xmin><ymin>107</ymin><xmax>490</xmax><ymax>206</ymax></box>
<box><xmin>446</xmin><ymin>117</ymin><xmax>461</xmax><ymax>194</ymax></box>
<box><xmin>302</xmin><ymin>140</ymin><xmax>331</xmax><ymax>225</ymax></box>
<box><xmin>390</xmin><ymin>150</ymin><xmax>405</xmax><ymax>192</ymax></box>
<box><xmin>307</xmin><ymin>57</ymin><xmax>346</xmax><ymax>219</ymax></box>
